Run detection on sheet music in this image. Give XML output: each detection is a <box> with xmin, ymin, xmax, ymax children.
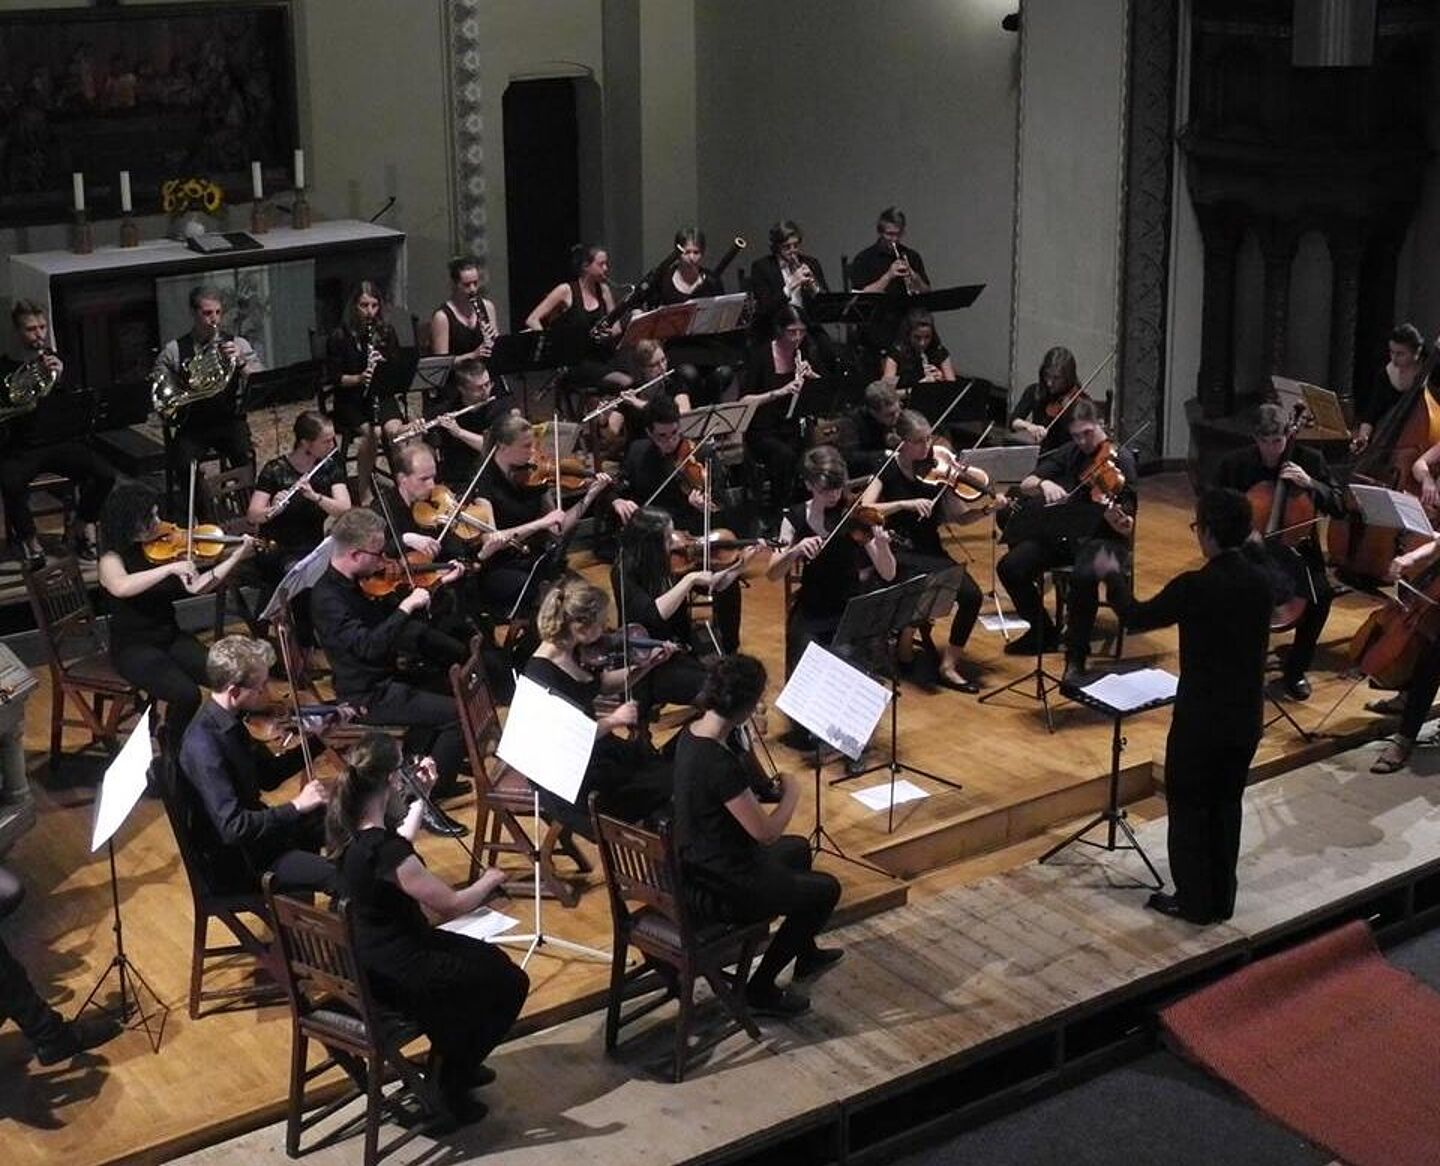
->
<box><xmin>688</xmin><ymin>293</ymin><xmax>749</xmax><ymax>334</ymax></box>
<box><xmin>851</xmin><ymin>780</ymin><xmax>929</xmax><ymax>812</ymax></box>
<box><xmin>776</xmin><ymin>643</ymin><xmax>891</xmax><ymax>760</ymax></box>
<box><xmin>91</xmin><ymin>706</ymin><xmax>154</xmax><ymax>851</ymax></box>
<box><xmin>1351</xmin><ymin>484</ymin><xmax>1436</xmax><ymax>538</ymax></box>
<box><xmin>439</xmin><ymin>907</ymin><xmax>519</xmax><ymax>942</ymax></box>
<box><xmin>979</xmin><ymin>613</ymin><xmax>1030</xmax><ymax>635</ymax></box>
<box><xmin>260</xmin><ymin>536</ymin><xmax>335</xmax><ymax>622</ymax></box>
<box><xmin>496</xmin><ymin>675</ymin><xmax>595</xmax><ymax>805</ymax></box>
<box><xmin>1080</xmin><ymin>669</ymin><xmax>1177</xmax><ymax>712</ymax></box>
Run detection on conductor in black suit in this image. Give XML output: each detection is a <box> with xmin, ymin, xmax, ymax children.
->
<box><xmin>1094</xmin><ymin>487</ymin><xmax>1273</xmax><ymax>925</ymax></box>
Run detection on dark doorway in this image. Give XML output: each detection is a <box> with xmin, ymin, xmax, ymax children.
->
<box><xmin>503</xmin><ymin>78</ymin><xmax>581</xmax><ymax>330</ymax></box>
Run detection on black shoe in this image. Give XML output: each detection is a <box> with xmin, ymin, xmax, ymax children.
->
<box><xmin>935</xmin><ymin>669</ymin><xmax>981</xmax><ymax>694</ymax></box>
<box><xmin>73</xmin><ymin>535</ymin><xmax>98</xmax><ymax>563</ymax></box>
<box><xmin>1145</xmin><ymin>892</ymin><xmax>1211</xmax><ymax>925</ymax></box>
<box><xmin>1003</xmin><ymin>626</ymin><xmax>1059</xmax><ymax>656</ymax></box>
<box><xmin>428</xmin><ymin>1093</ymin><xmax>488</xmax><ymax>1134</ymax></box>
<box><xmin>431</xmin><ymin>778</ymin><xmax>473</xmax><ymax>801</ymax></box>
<box><xmin>1062</xmin><ymin>658</ymin><xmax>1087</xmax><ymax>688</ymax></box>
<box><xmin>1282</xmin><ymin>673</ymin><xmax>1312</xmax><ymax>701</ymax></box>
<box><xmin>421</xmin><ymin>803</ymin><xmax>468</xmax><ymax>837</ymax></box>
<box><xmin>794</xmin><ymin>947</ymin><xmax>844</xmax><ymax>981</ymax></box>
<box><xmin>745</xmin><ymin>984</ymin><xmax>811</xmax><ymax>1018</ymax></box>
<box><xmin>33</xmin><ymin>1014</ymin><xmax>123</xmax><ymax>1065</ymax></box>
<box><xmin>778</xmin><ymin>726</ymin><xmax>815</xmax><ymax>751</ymax></box>
<box><xmin>22</xmin><ymin>544</ymin><xmax>46</xmax><ymax>572</ymax></box>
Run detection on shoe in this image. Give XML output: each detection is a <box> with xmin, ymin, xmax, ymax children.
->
<box><xmin>1282</xmin><ymin>673</ymin><xmax>1312</xmax><ymax>701</ymax></box>
<box><xmin>794</xmin><ymin>947</ymin><xmax>844</xmax><ymax>981</ymax></box>
<box><xmin>73</xmin><ymin>536</ymin><xmax>98</xmax><ymax>563</ymax></box>
<box><xmin>778</xmin><ymin>726</ymin><xmax>815</xmax><ymax>751</ymax></box>
<box><xmin>431</xmin><ymin>778</ymin><xmax>473</xmax><ymax>801</ymax></box>
<box><xmin>1003</xmin><ymin>627</ymin><xmax>1059</xmax><ymax>656</ymax></box>
<box><xmin>421</xmin><ymin>803</ymin><xmax>468</xmax><ymax>837</ymax></box>
<box><xmin>33</xmin><ymin>1014</ymin><xmax>123</xmax><ymax>1065</ymax></box>
<box><xmin>1365</xmin><ymin>693</ymin><xmax>1406</xmax><ymax>716</ymax></box>
<box><xmin>1370</xmin><ymin>739</ymin><xmax>1413</xmax><ymax>775</ymax></box>
<box><xmin>1145</xmin><ymin>892</ymin><xmax>1211</xmax><ymax>925</ymax></box>
<box><xmin>22</xmin><ymin>543</ymin><xmax>46</xmax><ymax>572</ymax></box>
<box><xmin>936</xmin><ymin>669</ymin><xmax>981</xmax><ymax>694</ymax></box>
<box><xmin>1062</xmin><ymin>658</ymin><xmax>1087</xmax><ymax>689</ymax></box>
<box><xmin>428</xmin><ymin>1093</ymin><xmax>488</xmax><ymax>1134</ymax></box>
<box><xmin>745</xmin><ymin>984</ymin><xmax>811</xmax><ymax>1018</ymax></box>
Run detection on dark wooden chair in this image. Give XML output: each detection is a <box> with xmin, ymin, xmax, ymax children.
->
<box><xmin>1052</xmin><ymin>478</ymin><xmax>1140</xmax><ymax>662</ymax></box>
<box><xmin>202</xmin><ymin>462</ymin><xmax>263</xmax><ymax>638</ymax></box>
<box><xmin>590</xmin><ymin>798</ymin><xmax>768</xmax><ymax>1082</ymax></box>
<box><xmin>265</xmin><ymin>875</ymin><xmax>443</xmax><ymax>1166</ymax></box>
<box><xmin>156</xmin><ymin>759</ymin><xmax>284</xmax><ymax>1019</ymax></box>
<box><xmin>450</xmin><ymin>636</ymin><xmax>593</xmax><ymax>905</ymax></box>
<box><xmin>22</xmin><ymin>555</ymin><xmax>141</xmax><ymax>772</ymax></box>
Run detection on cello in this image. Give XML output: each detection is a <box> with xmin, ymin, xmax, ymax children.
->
<box><xmin>1246</xmin><ymin>404</ymin><xmax>1317</xmax><ymax>632</ymax></box>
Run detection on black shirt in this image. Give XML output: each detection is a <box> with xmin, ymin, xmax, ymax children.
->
<box><xmin>1003</xmin><ymin>441</ymin><xmax>1139</xmax><ymax>548</ymax></box>
<box><xmin>256</xmin><ymin>453</ymin><xmax>344</xmax><ymax>552</ymax></box>
<box><xmin>1010</xmin><ymin>383</ymin><xmax>1084</xmax><ymax>454</ymax></box>
<box><xmin>876</xmin><ymin>460</ymin><xmax>945</xmax><ymax>558</ymax></box>
<box><xmin>673</xmin><ymin>726</ymin><xmax>757</xmax><ymax>884</ymax></box>
<box><xmin>338</xmin><ymin>827</ymin><xmax>433</xmax><ymax>983</ymax></box>
<box><xmin>522</xmin><ymin>654</ymin><xmax>600</xmax><ymax>713</ymax></box>
<box><xmin>610</xmin><ymin>562</ymin><xmax>691</xmax><ymax>644</ymax></box>
<box><xmin>106</xmin><ymin>542</ymin><xmax>185</xmax><ymax>648</ymax></box>
<box><xmin>780</xmin><ymin>501</ymin><xmax>873</xmax><ymax>619</ymax></box>
<box><xmin>887</xmin><ymin>341</ymin><xmax>950</xmax><ymax>392</ymax></box>
<box><xmin>853</xmin><ymin>409</ymin><xmax>896</xmax><ymax>464</ymax></box>
<box><xmin>1212</xmin><ymin>443</ymin><xmax>1344</xmax><ymax>523</ymax></box>
<box><xmin>654</xmin><ymin>268</ymin><xmax>724</xmax><ymax>306</ymax></box>
<box><xmin>849</xmin><ymin>240</ymin><xmax>930</xmax><ymax>348</ymax></box>
<box><xmin>326</xmin><ymin>323</ymin><xmax>404</xmax><ymax>397</ymax></box>
<box><xmin>1359</xmin><ymin>365</ymin><xmax>1413</xmax><ymax>429</ymax></box>
<box><xmin>619</xmin><ymin>437</ymin><xmax>705</xmax><ymax>533</ymax></box>
<box><xmin>310</xmin><ymin>565</ymin><xmax>413</xmax><ymax>699</ymax></box>
<box><xmin>423</xmin><ymin>387</ymin><xmax>508</xmax><ymax>487</ymax></box>
<box><xmin>748</xmin><ymin>253</ymin><xmax>829</xmax><ymax>330</ymax></box>
<box><xmin>476</xmin><ymin>457</ymin><xmax>550</xmax><ymax>567</ymax></box>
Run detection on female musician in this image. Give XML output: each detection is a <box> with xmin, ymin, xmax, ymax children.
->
<box><xmin>612</xmin><ymin>506</ymin><xmax>753</xmax><ymax>707</ymax></box>
<box><xmin>608</xmin><ymin>340</ymin><xmax>676</xmax><ymax>445</ymax></box>
<box><xmin>1365</xmin><ymin>532</ymin><xmax>1440</xmax><ymax>772</ymax></box>
<box><xmin>473</xmin><ymin>414</ymin><xmax>613</xmax><ymax>624</ymax></box>
<box><xmin>1352</xmin><ymin>324</ymin><xmax>1424</xmax><ymax>455</ymax></box>
<box><xmin>523</xmin><ymin>243</ymin><xmax>633</xmax><ymax>398</ymax></box>
<box><xmin>327</xmin><ymin>281</ymin><xmax>404</xmax><ymax>505</ymax></box>
<box><xmin>749</xmin><ymin>220</ymin><xmax>827</xmax><ymax>330</ymax></box>
<box><xmin>881</xmin><ymin>309</ymin><xmax>956</xmax><ymax>394</ymax></box>
<box><xmin>673</xmin><ymin>653</ymin><xmax>841</xmax><ymax>1019</ymax></box>
<box><xmin>767</xmin><ymin>445</ymin><xmax>897</xmax><ymax>678</ymax></box>
<box><xmin>98</xmin><ymin>480</ymin><xmax>256</xmax><ymax>751</ymax></box>
<box><xmin>742</xmin><ymin>306</ymin><xmax>822</xmax><ymax>517</ymax></box>
<box><xmin>329</xmin><ymin>733</ymin><xmax>527</xmax><ymax>1128</ymax></box>
<box><xmin>247</xmin><ymin>411</ymin><xmax>351</xmax><ymax>646</ymax></box>
<box><xmin>859</xmin><ymin>410</ymin><xmax>985</xmax><ymax>691</ymax></box>
<box><xmin>429</xmin><ymin>255</ymin><xmax>499</xmax><ymax>362</ymax></box>
<box><xmin>1010</xmin><ymin>346</ymin><xmax>1086</xmax><ymax>454</ymax></box>
<box><xmin>523</xmin><ymin>576</ymin><xmax>675</xmax><ymax>830</ymax></box>
<box><xmin>649</xmin><ymin>227</ymin><xmax>733</xmax><ymax>409</ymax></box>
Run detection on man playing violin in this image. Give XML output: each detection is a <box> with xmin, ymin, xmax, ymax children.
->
<box><xmin>1213</xmin><ymin>404</ymin><xmax>1343</xmax><ymax>701</ymax></box>
<box><xmin>177</xmin><ymin>636</ymin><xmax>338</xmax><ymax>893</ymax></box>
<box><xmin>310</xmin><ymin>508</ymin><xmax>469</xmax><ymax>832</ymax></box>
<box><xmin>995</xmin><ymin>398</ymin><xmax>1136</xmax><ymax>671</ymax></box>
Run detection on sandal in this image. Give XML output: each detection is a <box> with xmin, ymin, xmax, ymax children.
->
<box><xmin>1370</xmin><ymin>740</ymin><xmax>1413</xmax><ymax>775</ymax></box>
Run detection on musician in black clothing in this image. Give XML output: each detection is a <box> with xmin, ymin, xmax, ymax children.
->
<box><xmin>994</xmin><ymin>399</ymin><xmax>1136</xmax><ymax>669</ymax></box>
<box><xmin>1213</xmin><ymin>404</ymin><xmax>1344</xmax><ymax>700</ymax></box>
<box><xmin>423</xmin><ymin>356</ymin><xmax>513</xmax><ymax>488</ymax></box>
<box><xmin>851</xmin><ymin>380</ymin><xmax>902</xmax><ymax>477</ymax></box>
<box><xmin>1350</xmin><ymin>323</ymin><xmax>1424</xmax><ymax>455</ymax></box>
<box><xmin>155</xmin><ymin>286</ymin><xmax>261</xmax><ymax>489</ymax></box>
<box><xmin>646</xmin><ymin>227</ymin><xmax>735</xmax><ymax>408</ymax></box>
<box><xmin>1</xmin><ymin>300</ymin><xmax>114</xmax><ymax>567</ymax></box>
<box><xmin>524</xmin><ymin>243</ymin><xmax>632</xmax><ymax>397</ymax></box>
<box><xmin>1094</xmin><ymin>488</ymin><xmax>1272</xmax><ymax>924</ymax></box>
<box><xmin>742</xmin><ymin>307</ymin><xmax>821</xmax><ymax>517</ymax></box>
<box><xmin>1009</xmin><ymin>346</ymin><xmax>1088</xmax><ymax>455</ymax></box>
<box><xmin>859</xmin><ymin>410</ymin><xmax>985</xmax><ymax>691</ymax></box>
<box><xmin>326</xmin><ymin>281</ymin><xmax>406</xmax><ymax>505</ymax></box>
<box><xmin>176</xmin><ymin>636</ymin><xmax>336</xmax><ymax>894</ymax></box>
<box><xmin>881</xmin><ymin>308</ymin><xmax>956</xmax><ymax>394</ymax></box>
<box><xmin>849</xmin><ymin>206</ymin><xmax>930</xmax><ymax>373</ymax></box>
<box><xmin>749</xmin><ymin>220</ymin><xmax>828</xmax><ymax>332</ymax></box>
<box><xmin>429</xmin><ymin>255</ymin><xmax>499</xmax><ymax>362</ymax></box>
<box><xmin>309</xmin><ymin>508</ymin><xmax>471</xmax><ymax>821</ymax></box>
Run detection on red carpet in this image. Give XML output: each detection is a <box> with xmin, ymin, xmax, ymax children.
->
<box><xmin>1160</xmin><ymin>921</ymin><xmax>1440</xmax><ymax>1166</ymax></box>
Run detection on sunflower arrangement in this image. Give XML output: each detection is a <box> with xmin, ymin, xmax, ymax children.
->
<box><xmin>161</xmin><ymin>177</ymin><xmax>224</xmax><ymax>215</ymax></box>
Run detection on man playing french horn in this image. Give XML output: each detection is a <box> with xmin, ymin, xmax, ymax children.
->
<box><xmin>153</xmin><ymin>286</ymin><xmax>263</xmax><ymax>491</ymax></box>
<box><xmin>1</xmin><ymin>301</ymin><xmax>115</xmax><ymax>568</ymax></box>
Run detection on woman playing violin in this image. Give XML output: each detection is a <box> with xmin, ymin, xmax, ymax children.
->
<box><xmin>881</xmin><ymin>309</ymin><xmax>956</xmax><ymax>395</ymax></box>
<box><xmin>523</xmin><ymin>577</ymin><xmax>676</xmax><ymax>833</ymax></box>
<box><xmin>767</xmin><ymin>446</ymin><xmax>897</xmax><ymax>683</ymax></box>
<box><xmin>858</xmin><ymin>410</ymin><xmax>985</xmax><ymax>691</ymax></box>
<box><xmin>327</xmin><ymin>281</ymin><xmax>405</xmax><ymax>506</ymax></box>
<box><xmin>1010</xmin><ymin>345</ymin><xmax>1087</xmax><ymax>454</ymax></box>
<box><xmin>98</xmin><ymin>480</ymin><xmax>257</xmax><ymax>752</ymax></box>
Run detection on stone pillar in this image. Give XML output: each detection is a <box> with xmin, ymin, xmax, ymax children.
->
<box><xmin>1325</xmin><ymin>220</ymin><xmax>1364</xmax><ymax>413</ymax></box>
<box><xmin>1257</xmin><ymin>219</ymin><xmax>1299</xmax><ymax>394</ymax></box>
<box><xmin>1195</xmin><ymin>206</ymin><xmax>1243</xmax><ymax>418</ymax></box>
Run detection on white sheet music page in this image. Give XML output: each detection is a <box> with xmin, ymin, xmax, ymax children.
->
<box><xmin>439</xmin><ymin>908</ymin><xmax>519</xmax><ymax>942</ymax></box>
<box><xmin>91</xmin><ymin>706</ymin><xmax>154</xmax><ymax>852</ymax></box>
<box><xmin>1080</xmin><ymin>669</ymin><xmax>1178</xmax><ymax>713</ymax></box>
<box><xmin>776</xmin><ymin>643</ymin><xmax>891</xmax><ymax>760</ymax></box>
<box><xmin>496</xmin><ymin>675</ymin><xmax>595</xmax><ymax>806</ymax></box>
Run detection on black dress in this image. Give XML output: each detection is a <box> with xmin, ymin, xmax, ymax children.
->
<box><xmin>609</xmin><ymin>563</ymin><xmax>709</xmax><ymax>710</ymax></box>
<box><xmin>779</xmin><ymin>501</ymin><xmax>877</xmax><ymax>672</ymax></box>
<box><xmin>339</xmin><ymin>827</ymin><xmax>529</xmax><ymax>1104</ymax></box>
<box><xmin>253</xmin><ymin>452</ymin><xmax>346</xmax><ymax>646</ymax></box>
<box><xmin>1009</xmin><ymin>382</ymin><xmax>1083</xmax><ymax>454</ymax></box>
<box><xmin>551</xmin><ymin>281</ymin><xmax>616</xmax><ymax>393</ymax></box>
<box><xmin>653</xmin><ymin>268</ymin><xmax>733</xmax><ymax>406</ymax></box>
<box><xmin>325</xmin><ymin>323</ymin><xmax>405</xmax><ymax>432</ymax></box>
<box><xmin>742</xmin><ymin>343</ymin><xmax>807</xmax><ymax>514</ymax></box>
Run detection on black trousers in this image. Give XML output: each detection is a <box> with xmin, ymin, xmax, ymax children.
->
<box><xmin>1164</xmin><ymin>733</ymin><xmax>1259</xmax><ymax>922</ymax></box>
<box><xmin>358</xmin><ymin>674</ymin><xmax>463</xmax><ymax>788</ymax></box>
<box><xmin>1399</xmin><ymin>645</ymin><xmax>1440</xmax><ymax>741</ymax></box>
<box><xmin>897</xmin><ymin>550</ymin><xmax>982</xmax><ymax>648</ymax></box>
<box><xmin>0</xmin><ymin>865</ymin><xmax>67</xmax><ymax>1048</ymax></box>
<box><xmin>716</xmin><ymin>836</ymin><xmax>841</xmax><ymax>989</ymax></box>
<box><xmin>1</xmin><ymin>441</ymin><xmax>115</xmax><ymax>542</ymax></box>
<box><xmin>253</xmin><ymin>814</ymin><xmax>337</xmax><ymax>896</ymax></box>
<box><xmin>996</xmin><ymin>536</ymin><xmax>1070</xmax><ymax>636</ymax></box>
<box><xmin>1284</xmin><ymin>557</ymin><xmax>1333</xmax><ymax>679</ymax></box>
<box><xmin>111</xmin><ymin>631</ymin><xmax>208</xmax><ymax>754</ymax></box>
<box><xmin>170</xmin><ymin>417</ymin><xmax>253</xmax><ymax>476</ymax></box>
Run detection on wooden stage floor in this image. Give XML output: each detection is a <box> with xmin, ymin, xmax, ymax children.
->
<box><xmin>0</xmin><ymin>471</ymin><xmax>1420</xmax><ymax>1165</ymax></box>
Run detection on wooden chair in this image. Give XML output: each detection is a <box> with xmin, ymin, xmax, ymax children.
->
<box><xmin>265</xmin><ymin>876</ymin><xmax>444</xmax><ymax>1166</ymax></box>
<box><xmin>202</xmin><ymin>462</ymin><xmax>262</xmax><ymax>638</ymax></box>
<box><xmin>449</xmin><ymin>636</ymin><xmax>593</xmax><ymax>905</ymax></box>
<box><xmin>1052</xmin><ymin>485</ymin><xmax>1140</xmax><ymax>661</ymax></box>
<box><xmin>22</xmin><ymin>555</ymin><xmax>141</xmax><ymax>772</ymax></box>
<box><xmin>590</xmin><ymin>799</ymin><xmax>768</xmax><ymax>1082</ymax></box>
<box><xmin>157</xmin><ymin>759</ymin><xmax>284</xmax><ymax>1019</ymax></box>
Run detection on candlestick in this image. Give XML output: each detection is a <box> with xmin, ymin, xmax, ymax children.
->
<box><xmin>293</xmin><ymin>148</ymin><xmax>305</xmax><ymax>191</ymax></box>
<box><xmin>292</xmin><ymin>191</ymin><xmax>311</xmax><ymax>230</ymax></box>
<box><xmin>250</xmin><ymin>198</ymin><xmax>269</xmax><ymax>236</ymax></box>
<box><xmin>72</xmin><ymin>172</ymin><xmax>85</xmax><ymax>213</ymax></box>
<box><xmin>120</xmin><ymin>217</ymin><xmax>139</xmax><ymax>248</ymax></box>
<box><xmin>119</xmin><ymin>170</ymin><xmax>132</xmax><ymax>214</ymax></box>
<box><xmin>251</xmin><ymin>161</ymin><xmax>263</xmax><ymax>202</ymax></box>
<box><xmin>71</xmin><ymin>210</ymin><xmax>93</xmax><ymax>255</ymax></box>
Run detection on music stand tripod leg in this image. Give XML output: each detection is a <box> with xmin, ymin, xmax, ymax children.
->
<box><xmin>806</xmin><ymin>744</ymin><xmax>891</xmax><ymax>878</ymax></box>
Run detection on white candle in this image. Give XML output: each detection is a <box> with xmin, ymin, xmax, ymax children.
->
<box><xmin>119</xmin><ymin>170</ymin><xmax>132</xmax><ymax>214</ymax></box>
<box><xmin>293</xmin><ymin>148</ymin><xmax>305</xmax><ymax>191</ymax></box>
<box><xmin>251</xmin><ymin>161</ymin><xmax>263</xmax><ymax>201</ymax></box>
<box><xmin>72</xmin><ymin>172</ymin><xmax>85</xmax><ymax>213</ymax></box>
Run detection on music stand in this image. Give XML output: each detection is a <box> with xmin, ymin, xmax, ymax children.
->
<box><xmin>1038</xmin><ymin>665</ymin><xmax>1170</xmax><ymax>888</ymax></box>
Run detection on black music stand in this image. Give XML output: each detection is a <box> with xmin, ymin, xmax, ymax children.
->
<box><xmin>1038</xmin><ymin>665</ymin><xmax>1170</xmax><ymax>888</ymax></box>
<box><xmin>830</xmin><ymin>572</ymin><xmax>966</xmax><ymax>830</ymax></box>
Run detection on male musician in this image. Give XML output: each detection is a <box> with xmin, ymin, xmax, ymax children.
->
<box><xmin>424</xmin><ymin>355</ymin><xmax>513</xmax><ymax>489</ymax></box>
<box><xmin>0</xmin><ymin>300</ymin><xmax>115</xmax><ymax>567</ymax></box>
<box><xmin>851</xmin><ymin>380</ymin><xmax>903</xmax><ymax>477</ymax></box>
<box><xmin>310</xmin><ymin>508</ymin><xmax>470</xmax><ymax>825</ymax></box>
<box><xmin>155</xmin><ymin>286</ymin><xmax>262</xmax><ymax>485</ymax></box>
<box><xmin>749</xmin><ymin>220</ymin><xmax>828</xmax><ymax>332</ymax></box>
<box><xmin>1094</xmin><ymin>488</ymin><xmax>1273</xmax><ymax>924</ymax></box>
<box><xmin>1213</xmin><ymin>404</ymin><xmax>1343</xmax><ymax>700</ymax></box>
<box><xmin>995</xmin><ymin>398</ymin><xmax>1136</xmax><ymax>666</ymax></box>
<box><xmin>176</xmin><ymin>636</ymin><xmax>339</xmax><ymax>892</ymax></box>
<box><xmin>848</xmin><ymin>207</ymin><xmax>931</xmax><ymax>374</ymax></box>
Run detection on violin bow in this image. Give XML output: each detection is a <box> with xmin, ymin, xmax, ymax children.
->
<box><xmin>436</xmin><ymin>443</ymin><xmax>498</xmax><ymax>543</ymax></box>
<box><xmin>370</xmin><ymin>474</ymin><xmax>418</xmax><ymax>592</ymax></box>
<box><xmin>1040</xmin><ymin>348</ymin><xmax>1117</xmax><ymax>441</ymax></box>
<box><xmin>552</xmin><ymin>411</ymin><xmax>563</xmax><ymax>513</ymax></box>
<box><xmin>185</xmin><ymin>459</ymin><xmax>198</xmax><ymax>570</ymax></box>
<box><xmin>272</xmin><ymin>609</ymin><xmax>319</xmax><ymax>787</ymax></box>
<box><xmin>616</xmin><ymin>552</ymin><xmax>633</xmax><ymax>707</ymax></box>
<box><xmin>642</xmin><ymin>432</ymin><xmax>715</xmax><ymax>509</ymax></box>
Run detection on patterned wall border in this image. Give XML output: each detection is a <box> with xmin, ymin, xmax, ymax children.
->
<box><xmin>446</xmin><ymin>0</ymin><xmax>487</xmax><ymax>261</ymax></box>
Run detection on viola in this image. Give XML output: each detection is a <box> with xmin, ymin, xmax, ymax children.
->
<box><xmin>141</xmin><ymin>521</ymin><xmax>272</xmax><ymax>564</ymax></box>
<box><xmin>509</xmin><ymin>454</ymin><xmax>595</xmax><ymax>493</ymax></box>
<box><xmin>357</xmin><ymin>552</ymin><xmax>479</xmax><ymax>598</ymax></box>
<box><xmin>668</xmin><ymin>529</ymin><xmax>777</xmax><ymax>572</ymax></box>
<box><xmin>1078</xmin><ymin>440</ymin><xmax>1128</xmax><ymax>506</ymax></box>
<box><xmin>244</xmin><ymin>702</ymin><xmax>355</xmax><ymax>746</ymax></box>
<box><xmin>919</xmin><ymin>441</ymin><xmax>994</xmax><ymax>521</ymax></box>
<box><xmin>577</xmin><ymin>623</ymin><xmax>675</xmax><ymax>671</ymax></box>
<box><xmin>410</xmin><ymin>485</ymin><xmax>500</xmax><ymax>542</ymax></box>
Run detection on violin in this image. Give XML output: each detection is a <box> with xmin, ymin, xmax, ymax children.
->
<box><xmin>141</xmin><ymin>521</ymin><xmax>272</xmax><ymax>564</ymax></box>
<box><xmin>357</xmin><ymin>552</ymin><xmax>479</xmax><ymax>598</ymax></box>
<box><xmin>244</xmin><ymin>702</ymin><xmax>355</xmax><ymax>746</ymax></box>
<box><xmin>733</xmin><ymin>700</ymin><xmax>783</xmax><ymax>803</ymax></box>
<box><xmin>830</xmin><ymin>503</ymin><xmax>889</xmax><ymax>546</ymax></box>
<box><xmin>509</xmin><ymin>454</ymin><xmax>596</xmax><ymax>493</ymax></box>
<box><xmin>410</xmin><ymin>485</ymin><xmax>500</xmax><ymax>542</ymax></box>
<box><xmin>1044</xmin><ymin>384</ymin><xmax>1091</xmax><ymax>420</ymax></box>
<box><xmin>918</xmin><ymin>441</ymin><xmax>994</xmax><ymax>526</ymax></box>
<box><xmin>669</xmin><ymin>436</ymin><xmax>709</xmax><ymax>495</ymax></box>
<box><xmin>1078</xmin><ymin>440</ymin><xmax>1128</xmax><ymax>506</ymax></box>
<box><xmin>577</xmin><ymin>623</ymin><xmax>675</xmax><ymax>671</ymax></box>
<box><xmin>669</xmin><ymin>529</ymin><xmax>777</xmax><ymax>572</ymax></box>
